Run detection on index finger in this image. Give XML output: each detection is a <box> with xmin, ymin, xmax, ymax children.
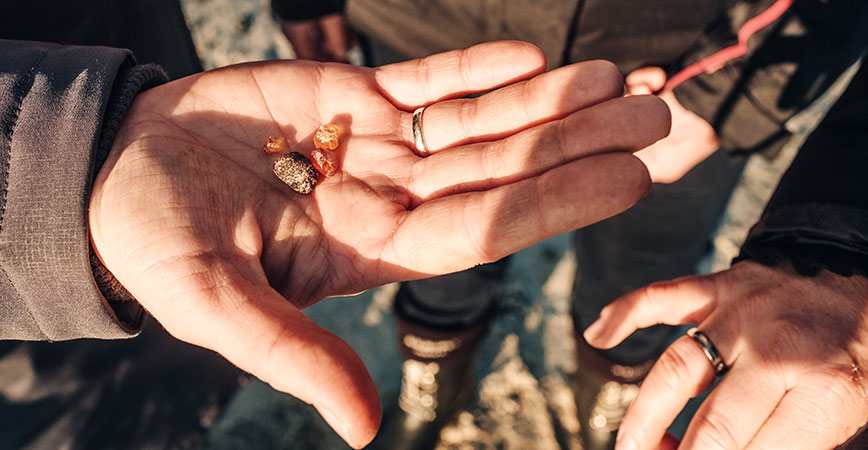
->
<box><xmin>583</xmin><ymin>274</ymin><xmax>721</xmax><ymax>349</ymax></box>
<box><xmin>374</xmin><ymin>40</ymin><xmax>548</xmax><ymax>109</ymax></box>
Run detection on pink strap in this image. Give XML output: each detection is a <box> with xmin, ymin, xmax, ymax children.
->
<box><xmin>664</xmin><ymin>0</ymin><xmax>795</xmax><ymax>91</ymax></box>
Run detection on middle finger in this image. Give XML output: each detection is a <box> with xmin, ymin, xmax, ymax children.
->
<box><xmin>408</xmin><ymin>94</ymin><xmax>669</xmax><ymax>204</ymax></box>
<box><xmin>679</xmin><ymin>355</ymin><xmax>785</xmax><ymax>449</ymax></box>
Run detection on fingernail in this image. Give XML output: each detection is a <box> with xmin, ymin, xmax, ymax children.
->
<box><xmin>583</xmin><ymin>320</ymin><xmax>605</xmax><ymax>343</ymax></box>
<box><xmin>318</xmin><ymin>406</ymin><xmax>356</xmax><ymax>448</ymax></box>
<box><xmin>618</xmin><ymin>434</ymin><xmax>638</xmax><ymax>450</ymax></box>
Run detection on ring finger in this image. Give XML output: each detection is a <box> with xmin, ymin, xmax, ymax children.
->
<box><xmin>617</xmin><ymin>328</ymin><xmax>734</xmax><ymax>450</ymax></box>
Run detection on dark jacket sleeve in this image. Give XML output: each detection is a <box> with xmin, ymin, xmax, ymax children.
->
<box><xmin>737</xmin><ymin>59</ymin><xmax>868</xmax><ymax>277</ymax></box>
<box><xmin>0</xmin><ymin>39</ymin><xmax>166</xmax><ymax>340</ymax></box>
<box><xmin>673</xmin><ymin>0</ymin><xmax>868</xmax><ymax>156</ymax></box>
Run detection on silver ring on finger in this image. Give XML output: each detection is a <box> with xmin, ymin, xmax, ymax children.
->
<box><xmin>687</xmin><ymin>327</ymin><xmax>728</xmax><ymax>376</ymax></box>
<box><xmin>412</xmin><ymin>106</ymin><xmax>430</xmax><ymax>157</ymax></box>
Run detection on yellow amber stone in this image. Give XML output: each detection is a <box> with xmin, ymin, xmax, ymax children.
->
<box><xmin>263</xmin><ymin>135</ymin><xmax>286</xmax><ymax>154</ymax></box>
<box><xmin>313</xmin><ymin>124</ymin><xmax>340</xmax><ymax>150</ymax></box>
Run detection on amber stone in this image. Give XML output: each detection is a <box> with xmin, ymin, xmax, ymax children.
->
<box><xmin>311</xmin><ymin>148</ymin><xmax>338</xmax><ymax>177</ymax></box>
<box><xmin>263</xmin><ymin>135</ymin><xmax>286</xmax><ymax>154</ymax></box>
<box><xmin>273</xmin><ymin>152</ymin><xmax>318</xmax><ymax>194</ymax></box>
<box><xmin>313</xmin><ymin>124</ymin><xmax>340</xmax><ymax>150</ymax></box>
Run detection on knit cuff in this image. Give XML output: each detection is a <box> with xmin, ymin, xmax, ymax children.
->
<box><xmin>90</xmin><ymin>63</ymin><xmax>168</xmax><ymax>324</ymax></box>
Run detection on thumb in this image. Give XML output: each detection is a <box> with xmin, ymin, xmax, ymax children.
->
<box><xmin>625</xmin><ymin>66</ymin><xmax>667</xmax><ymax>95</ymax></box>
<box><xmin>145</xmin><ymin>258</ymin><xmax>381</xmax><ymax>448</ymax></box>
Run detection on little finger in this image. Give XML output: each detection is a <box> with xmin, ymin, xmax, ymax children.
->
<box><xmin>747</xmin><ymin>380</ymin><xmax>868</xmax><ymax>450</ymax></box>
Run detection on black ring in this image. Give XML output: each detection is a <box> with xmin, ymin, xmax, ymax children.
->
<box><xmin>688</xmin><ymin>327</ymin><xmax>728</xmax><ymax>376</ymax></box>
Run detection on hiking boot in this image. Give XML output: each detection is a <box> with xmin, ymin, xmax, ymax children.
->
<box><xmin>574</xmin><ymin>335</ymin><xmax>653</xmax><ymax>450</ymax></box>
<box><xmin>368</xmin><ymin>315</ymin><xmax>487</xmax><ymax>450</ymax></box>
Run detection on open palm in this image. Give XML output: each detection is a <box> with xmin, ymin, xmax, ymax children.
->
<box><xmin>89</xmin><ymin>42</ymin><xmax>668</xmax><ymax>447</ymax></box>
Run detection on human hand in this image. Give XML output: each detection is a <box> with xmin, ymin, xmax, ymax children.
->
<box><xmin>89</xmin><ymin>42</ymin><xmax>669</xmax><ymax>448</ymax></box>
<box><xmin>584</xmin><ymin>260</ymin><xmax>868</xmax><ymax>449</ymax></box>
<box><xmin>626</xmin><ymin>67</ymin><xmax>719</xmax><ymax>183</ymax></box>
<box><xmin>278</xmin><ymin>12</ymin><xmax>357</xmax><ymax>62</ymax></box>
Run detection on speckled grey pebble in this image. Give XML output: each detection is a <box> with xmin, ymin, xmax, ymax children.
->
<box><xmin>273</xmin><ymin>152</ymin><xmax>319</xmax><ymax>194</ymax></box>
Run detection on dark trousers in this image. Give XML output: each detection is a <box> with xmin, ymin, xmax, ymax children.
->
<box><xmin>397</xmin><ymin>148</ymin><xmax>748</xmax><ymax>364</ymax></box>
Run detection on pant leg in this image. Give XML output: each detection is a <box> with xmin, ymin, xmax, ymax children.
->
<box><xmin>394</xmin><ymin>259</ymin><xmax>509</xmax><ymax>329</ymax></box>
<box><xmin>572</xmin><ymin>149</ymin><xmax>748</xmax><ymax>365</ymax></box>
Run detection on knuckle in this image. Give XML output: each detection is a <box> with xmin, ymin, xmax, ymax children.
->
<box><xmin>641</xmin><ymin>279</ymin><xmax>681</xmax><ymax>304</ymax></box>
<box><xmin>819</xmin><ymin>373</ymin><xmax>862</xmax><ymax>410</ymax></box>
<box><xmin>465</xmin><ymin>207</ymin><xmax>499</xmax><ymax>264</ymax></box>
<box><xmin>652</xmin><ymin>340</ymin><xmax>696</xmax><ymax>392</ymax></box>
<box><xmin>690</xmin><ymin>412</ymin><xmax>739</xmax><ymax>450</ymax></box>
<box><xmin>458</xmin><ymin>100</ymin><xmax>478</xmax><ymax>139</ymax></box>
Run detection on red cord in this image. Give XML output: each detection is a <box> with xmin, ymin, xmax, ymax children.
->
<box><xmin>664</xmin><ymin>0</ymin><xmax>795</xmax><ymax>91</ymax></box>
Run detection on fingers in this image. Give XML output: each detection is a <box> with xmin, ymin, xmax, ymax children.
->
<box><xmin>416</xmin><ymin>60</ymin><xmax>625</xmax><ymax>152</ymax></box>
<box><xmin>408</xmin><ymin>94</ymin><xmax>669</xmax><ymax>203</ymax></box>
<box><xmin>385</xmin><ymin>152</ymin><xmax>650</xmax><ymax>276</ymax></box>
<box><xmin>150</xmin><ymin>258</ymin><xmax>381</xmax><ymax>449</ymax></box>
<box><xmin>583</xmin><ymin>274</ymin><xmax>720</xmax><ymax>349</ymax></box>
<box><xmin>616</xmin><ymin>334</ymin><xmax>721</xmax><ymax>450</ymax></box>
<box><xmin>374</xmin><ymin>41</ymin><xmax>548</xmax><ymax>109</ymax></box>
<box><xmin>747</xmin><ymin>381</ymin><xmax>868</xmax><ymax>450</ymax></box>
<box><xmin>678</xmin><ymin>360</ymin><xmax>784</xmax><ymax>449</ymax></box>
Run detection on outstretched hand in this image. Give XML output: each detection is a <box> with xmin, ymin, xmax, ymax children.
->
<box><xmin>89</xmin><ymin>41</ymin><xmax>669</xmax><ymax>448</ymax></box>
<box><xmin>584</xmin><ymin>261</ymin><xmax>868</xmax><ymax>449</ymax></box>
<box><xmin>626</xmin><ymin>66</ymin><xmax>719</xmax><ymax>183</ymax></box>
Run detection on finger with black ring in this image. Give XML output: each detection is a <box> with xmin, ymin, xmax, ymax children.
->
<box><xmin>616</xmin><ymin>334</ymin><xmax>722</xmax><ymax>450</ymax></box>
<box><xmin>679</xmin><ymin>355</ymin><xmax>785</xmax><ymax>449</ymax></box>
<box><xmin>407</xmin><ymin>95</ymin><xmax>668</xmax><ymax>205</ymax></box>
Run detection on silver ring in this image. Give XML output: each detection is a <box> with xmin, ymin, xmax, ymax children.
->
<box><xmin>687</xmin><ymin>327</ymin><xmax>728</xmax><ymax>376</ymax></box>
<box><xmin>412</xmin><ymin>106</ymin><xmax>429</xmax><ymax>157</ymax></box>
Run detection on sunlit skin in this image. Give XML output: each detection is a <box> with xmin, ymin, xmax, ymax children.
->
<box><xmin>88</xmin><ymin>41</ymin><xmax>669</xmax><ymax>448</ymax></box>
<box><xmin>585</xmin><ymin>261</ymin><xmax>868</xmax><ymax>450</ymax></box>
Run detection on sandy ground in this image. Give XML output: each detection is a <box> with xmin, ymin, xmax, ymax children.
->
<box><xmin>178</xmin><ymin>1</ymin><xmax>806</xmax><ymax>448</ymax></box>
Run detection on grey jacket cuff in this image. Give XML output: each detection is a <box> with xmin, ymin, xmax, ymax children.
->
<box><xmin>0</xmin><ymin>40</ymin><xmax>165</xmax><ymax>340</ymax></box>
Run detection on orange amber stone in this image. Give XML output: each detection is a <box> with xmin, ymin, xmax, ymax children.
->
<box><xmin>313</xmin><ymin>124</ymin><xmax>340</xmax><ymax>150</ymax></box>
<box><xmin>263</xmin><ymin>135</ymin><xmax>286</xmax><ymax>154</ymax></box>
<box><xmin>311</xmin><ymin>148</ymin><xmax>338</xmax><ymax>177</ymax></box>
